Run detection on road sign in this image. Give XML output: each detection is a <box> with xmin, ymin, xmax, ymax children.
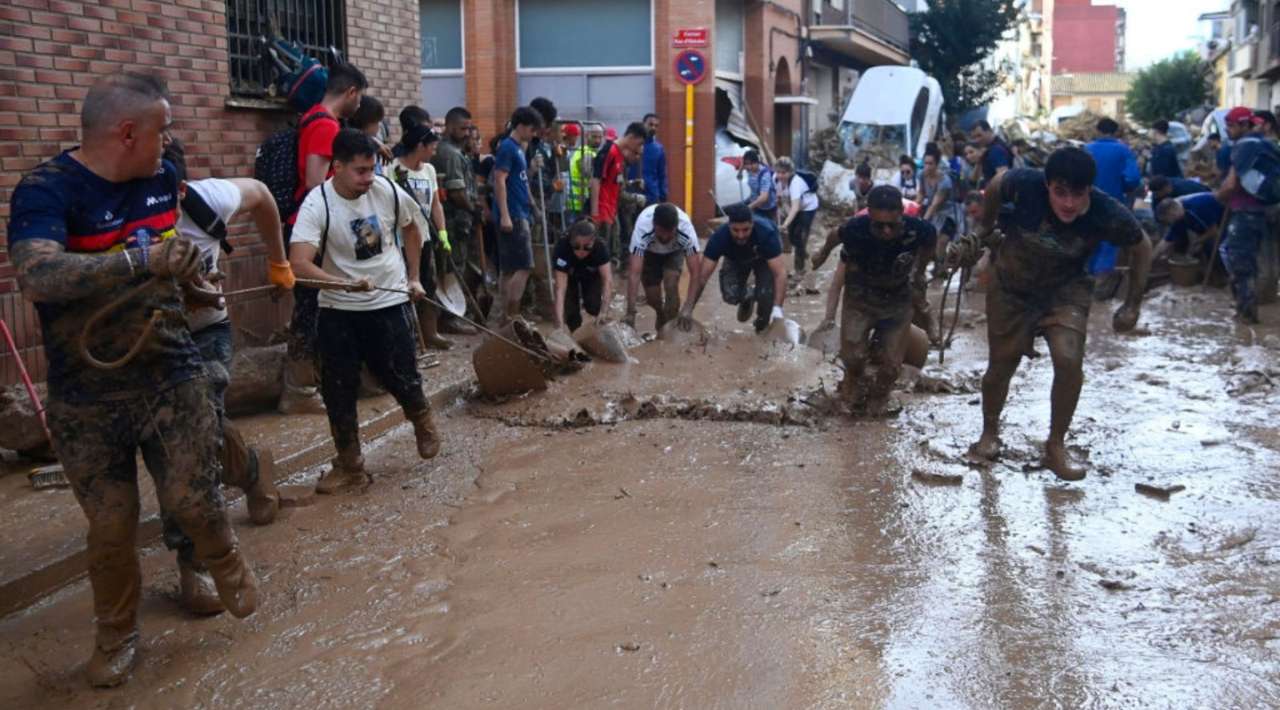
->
<box><xmin>674</xmin><ymin>49</ymin><xmax>707</xmax><ymax>86</ymax></box>
<box><xmin>673</xmin><ymin>28</ymin><xmax>709</xmax><ymax>48</ymax></box>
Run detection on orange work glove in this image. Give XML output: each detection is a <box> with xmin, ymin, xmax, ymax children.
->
<box><xmin>267</xmin><ymin>260</ymin><xmax>296</xmax><ymax>290</ymax></box>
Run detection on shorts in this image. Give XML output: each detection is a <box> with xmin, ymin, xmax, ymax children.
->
<box><xmin>640</xmin><ymin>250</ymin><xmax>686</xmax><ymax>288</ymax></box>
<box><xmin>497</xmin><ymin>218</ymin><xmax>534</xmax><ymax>274</ymax></box>
<box><xmin>987</xmin><ymin>271</ymin><xmax>1093</xmax><ymax>344</ymax></box>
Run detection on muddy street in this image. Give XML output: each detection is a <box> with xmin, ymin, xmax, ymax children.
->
<box><xmin>2</xmin><ymin>273</ymin><xmax>1279</xmax><ymax>708</ymax></box>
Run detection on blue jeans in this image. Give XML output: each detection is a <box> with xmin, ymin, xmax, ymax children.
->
<box><xmin>1222</xmin><ymin>211</ymin><xmax>1266</xmax><ymax>317</ymax></box>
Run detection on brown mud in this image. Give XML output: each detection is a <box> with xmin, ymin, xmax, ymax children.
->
<box><xmin>1</xmin><ymin>262</ymin><xmax>1279</xmax><ymax>708</ymax></box>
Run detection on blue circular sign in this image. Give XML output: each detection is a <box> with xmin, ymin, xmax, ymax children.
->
<box><xmin>674</xmin><ymin>49</ymin><xmax>707</xmax><ymax>86</ymax></box>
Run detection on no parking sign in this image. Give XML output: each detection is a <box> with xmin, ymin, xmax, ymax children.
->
<box><xmin>674</xmin><ymin>49</ymin><xmax>707</xmax><ymax>86</ymax></box>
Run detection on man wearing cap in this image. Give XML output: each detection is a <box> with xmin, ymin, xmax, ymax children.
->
<box><xmin>1215</xmin><ymin>106</ymin><xmax>1273</xmax><ymax>322</ymax></box>
<box><xmin>566</xmin><ymin>123</ymin><xmax>598</xmax><ymax>222</ymax></box>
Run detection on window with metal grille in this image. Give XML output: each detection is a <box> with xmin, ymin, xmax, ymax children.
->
<box><xmin>226</xmin><ymin>0</ymin><xmax>348</xmax><ymax>99</ymax></box>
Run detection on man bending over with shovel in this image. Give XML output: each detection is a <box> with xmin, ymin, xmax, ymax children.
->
<box><xmin>289</xmin><ymin>128</ymin><xmax>443</xmax><ymax>494</ymax></box>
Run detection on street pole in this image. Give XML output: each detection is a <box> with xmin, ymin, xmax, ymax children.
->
<box><xmin>684</xmin><ymin>83</ymin><xmax>694</xmax><ymax>215</ymax></box>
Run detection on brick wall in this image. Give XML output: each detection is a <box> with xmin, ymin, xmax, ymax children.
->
<box><xmin>0</xmin><ymin>0</ymin><xmax>423</xmax><ymax>386</ymax></box>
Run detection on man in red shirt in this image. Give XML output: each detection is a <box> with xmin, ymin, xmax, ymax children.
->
<box><xmin>280</xmin><ymin>63</ymin><xmax>367</xmax><ymax>415</ymax></box>
<box><xmin>591</xmin><ymin>121</ymin><xmax>646</xmax><ymax>265</ymax></box>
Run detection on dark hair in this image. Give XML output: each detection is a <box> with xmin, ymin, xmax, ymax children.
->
<box><xmin>82</xmin><ymin>72</ymin><xmax>169</xmax><ymax>133</ymax></box>
<box><xmin>866</xmin><ymin>184</ymin><xmax>904</xmax><ymax>212</ymax></box>
<box><xmin>1096</xmin><ymin>117</ymin><xmax>1119</xmax><ymax>135</ymax></box>
<box><xmin>964</xmin><ymin>192</ymin><xmax>984</xmax><ymax>206</ymax></box>
<box><xmin>653</xmin><ymin>203</ymin><xmax>679</xmax><ymax>231</ymax></box>
<box><xmin>1255</xmin><ymin>110</ymin><xmax>1278</xmax><ymax>133</ymax></box>
<box><xmin>724</xmin><ymin>203</ymin><xmax>752</xmax><ymax>224</ymax></box>
<box><xmin>643</xmin><ymin>112</ymin><xmax>659</xmax><ymax>122</ymax></box>
<box><xmin>972</xmin><ymin>119</ymin><xmax>992</xmax><ymax>133</ymax></box>
<box><xmin>399</xmin><ymin>124</ymin><xmax>438</xmax><ymax>153</ymax></box>
<box><xmin>349</xmin><ymin>95</ymin><xmax>384</xmax><ymax>130</ymax></box>
<box><xmin>530</xmin><ymin>97</ymin><xmax>558</xmax><ymax>125</ymax></box>
<box><xmin>569</xmin><ymin>220</ymin><xmax>596</xmax><ymax>240</ymax></box>
<box><xmin>855</xmin><ymin>162</ymin><xmax>872</xmax><ymax>178</ymax></box>
<box><xmin>510</xmin><ymin>106</ymin><xmax>544</xmax><ymax>130</ymax></box>
<box><xmin>399</xmin><ymin>105</ymin><xmax>430</xmax><ymax>134</ymax></box>
<box><xmin>163</xmin><ymin>136</ymin><xmax>187</xmax><ymax>182</ymax></box>
<box><xmin>326</xmin><ymin>63</ymin><xmax>368</xmax><ymax>96</ymax></box>
<box><xmin>624</xmin><ymin>121</ymin><xmax>647</xmax><ymax>139</ymax></box>
<box><xmin>445</xmin><ymin>106</ymin><xmax>472</xmax><ymax>126</ymax></box>
<box><xmin>924</xmin><ymin>142</ymin><xmax>941</xmax><ymax>160</ymax></box>
<box><xmin>899</xmin><ymin>154</ymin><xmax>914</xmax><ymax>167</ymax></box>
<box><xmin>743</xmin><ymin>149</ymin><xmax>761</xmax><ymax>164</ymax></box>
<box><xmin>1152</xmin><ymin>119</ymin><xmax>1169</xmax><ymax>133</ymax></box>
<box><xmin>332</xmin><ymin>127</ymin><xmax>379</xmax><ymax>163</ymax></box>
<box><xmin>1148</xmin><ymin>175</ymin><xmax>1171</xmax><ymax>194</ymax></box>
<box><xmin>1155</xmin><ymin>197</ymin><xmax>1183</xmax><ymax>224</ymax></box>
<box><xmin>1044</xmin><ymin>146</ymin><xmax>1096</xmax><ymax>190</ymax></box>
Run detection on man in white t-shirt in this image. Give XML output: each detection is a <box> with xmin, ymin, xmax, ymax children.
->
<box><xmin>775</xmin><ymin>156</ymin><xmax>820</xmax><ymax>274</ymax></box>
<box><xmin>624</xmin><ymin>202</ymin><xmax>701</xmax><ymax>330</ymax></box>
<box><xmin>162</xmin><ymin>171</ymin><xmax>295</xmax><ymax>614</ymax></box>
<box><xmin>288</xmin><ymin>129</ymin><xmax>442</xmax><ymax>494</ymax></box>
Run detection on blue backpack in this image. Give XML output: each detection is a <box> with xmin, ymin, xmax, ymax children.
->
<box><xmin>262</xmin><ymin>37</ymin><xmax>330</xmax><ymax>113</ymax></box>
<box><xmin>1233</xmin><ymin>136</ymin><xmax>1280</xmax><ymax>205</ymax></box>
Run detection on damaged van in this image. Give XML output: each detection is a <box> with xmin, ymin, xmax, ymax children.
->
<box><xmin>838</xmin><ymin>66</ymin><xmax>944</xmax><ymax>165</ymax></box>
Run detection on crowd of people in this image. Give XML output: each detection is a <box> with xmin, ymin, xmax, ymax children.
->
<box><xmin>5</xmin><ymin>55</ymin><xmax>1275</xmax><ymax>690</ymax></box>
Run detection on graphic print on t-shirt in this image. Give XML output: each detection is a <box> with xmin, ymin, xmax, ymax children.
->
<box><xmin>350</xmin><ymin>214</ymin><xmax>385</xmax><ymax>260</ymax></box>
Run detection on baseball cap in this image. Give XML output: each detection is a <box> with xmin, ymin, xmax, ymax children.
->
<box><xmin>605</xmin><ymin>127</ymin><xmax>618</xmax><ymax>140</ymax></box>
<box><xmin>561</xmin><ymin>123</ymin><xmax>581</xmax><ymax>138</ymax></box>
<box><xmin>1226</xmin><ymin>106</ymin><xmax>1262</xmax><ymax>126</ymax></box>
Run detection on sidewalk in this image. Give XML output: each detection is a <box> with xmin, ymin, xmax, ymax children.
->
<box><xmin>0</xmin><ymin>335</ymin><xmax>483</xmax><ymax>618</ymax></box>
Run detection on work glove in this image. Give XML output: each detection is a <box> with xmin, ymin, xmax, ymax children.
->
<box><xmin>267</xmin><ymin>260</ymin><xmax>296</xmax><ymax>290</ymax></box>
<box><xmin>770</xmin><ymin>305</ymin><xmax>784</xmax><ymax>323</ymax></box>
<box><xmin>148</xmin><ymin>237</ymin><xmax>202</xmax><ymax>282</ymax></box>
<box><xmin>437</xmin><ymin>228</ymin><xmax>452</xmax><ymax>255</ymax></box>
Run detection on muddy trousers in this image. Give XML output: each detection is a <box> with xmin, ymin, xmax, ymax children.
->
<box><xmin>788</xmin><ymin>209</ymin><xmax>816</xmax><ymax>272</ymax></box>
<box><xmin>839</xmin><ymin>293</ymin><xmax>913</xmax><ymax>403</ymax></box>
<box><xmin>47</xmin><ymin>377</ymin><xmax>233</xmax><ymax>653</ymax></box>
<box><xmin>285</xmin><ymin>285</ymin><xmax>321</xmax><ymax>389</ymax></box>
<box><xmin>564</xmin><ymin>273</ymin><xmax>603</xmax><ymax>332</ymax></box>
<box><xmin>317</xmin><ymin>303</ymin><xmax>429</xmax><ymax>455</ymax></box>
<box><xmin>719</xmin><ymin>257</ymin><xmax>775</xmax><ymax>328</ymax></box>
<box><xmin>163</xmin><ymin>322</ymin><xmax>263</xmax><ymax>563</ymax></box>
<box><xmin>1221</xmin><ymin>211</ymin><xmax>1266</xmax><ymax>318</ymax></box>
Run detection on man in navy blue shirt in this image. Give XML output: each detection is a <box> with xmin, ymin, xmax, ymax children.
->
<box><xmin>493</xmin><ymin>106</ymin><xmax>542</xmax><ymax>323</ymax></box>
<box><xmin>1149</xmin><ymin>175</ymin><xmax>1210</xmax><ymax>204</ymax></box>
<box><xmin>678</xmin><ymin>203</ymin><xmax>787</xmax><ymax>333</ymax></box>
<box><xmin>638</xmin><ymin>113</ymin><xmax>668</xmax><ymax>205</ymax></box>
<box><xmin>1155</xmin><ymin>192</ymin><xmax>1224</xmax><ymax>261</ymax></box>
<box><xmin>1085</xmin><ymin>117</ymin><xmax>1141</xmax><ymax>275</ymax></box>
<box><xmin>1147</xmin><ymin>120</ymin><xmax>1183</xmax><ymax>179</ymax></box>
<box><xmin>969</xmin><ymin>119</ymin><xmax>1011</xmax><ymax>187</ymax></box>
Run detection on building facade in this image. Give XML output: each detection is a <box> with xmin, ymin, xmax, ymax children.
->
<box><xmin>1052</xmin><ymin>0</ymin><xmax>1125</xmax><ymax>75</ymax></box>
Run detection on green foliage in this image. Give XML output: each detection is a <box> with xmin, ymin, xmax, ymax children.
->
<box><xmin>909</xmin><ymin>0</ymin><xmax>1020</xmax><ymax>115</ymax></box>
<box><xmin>1125</xmin><ymin>52</ymin><xmax>1211</xmax><ymax>125</ymax></box>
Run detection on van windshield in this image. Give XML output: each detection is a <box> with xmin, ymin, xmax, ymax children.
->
<box><xmin>839</xmin><ymin>122</ymin><xmax>907</xmax><ymax>159</ymax></box>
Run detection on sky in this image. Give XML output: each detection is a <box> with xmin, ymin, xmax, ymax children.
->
<box><xmin>1114</xmin><ymin>0</ymin><xmax>1228</xmax><ymax>70</ymax></box>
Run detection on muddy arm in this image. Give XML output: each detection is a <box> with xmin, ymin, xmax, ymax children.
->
<box><xmin>681</xmin><ymin>255</ymin><xmax>718</xmax><ymax>315</ymax></box>
<box><xmin>975</xmin><ymin>172</ymin><xmax>1005</xmax><ymax>237</ymax></box>
<box><xmin>1122</xmin><ymin>236</ymin><xmax>1151</xmax><ymax>310</ymax></box>
<box><xmin>625</xmin><ymin>252</ymin><xmax>644</xmax><ymax>316</ymax></box>
<box><xmin>822</xmin><ymin>261</ymin><xmax>846</xmax><ymax>325</ymax></box>
<box><xmin>683</xmin><ymin>248</ymin><xmax>703</xmax><ymax>306</ymax></box>
<box><xmin>810</xmin><ymin>227</ymin><xmax>842</xmax><ymax>270</ymax></box>
<box><xmin>552</xmin><ymin>270</ymin><xmax>569</xmax><ymax>330</ymax></box>
<box><xmin>599</xmin><ymin>263</ymin><xmax>614</xmax><ymax>321</ymax></box>
<box><xmin>768</xmin><ymin>254</ymin><xmax>787</xmax><ymax>308</ymax></box>
<box><xmin>228</xmin><ymin>178</ymin><xmax>288</xmax><ymax>264</ymax></box>
<box><xmin>12</xmin><ymin>239</ymin><xmax>140</xmax><ymax>303</ymax></box>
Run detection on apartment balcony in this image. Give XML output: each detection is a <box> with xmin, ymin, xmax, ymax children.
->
<box><xmin>1230</xmin><ymin>36</ymin><xmax>1257</xmax><ymax>77</ymax></box>
<box><xmin>809</xmin><ymin>0</ymin><xmax>911</xmax><ymax>67</ymax></box>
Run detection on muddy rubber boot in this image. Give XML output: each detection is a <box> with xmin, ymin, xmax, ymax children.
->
<box><xmin>440</xmin><ymin>313</ymin><xmax>478</xmax><ymax>336</ymax></box>
<box><xmin>315</xmin><ymin>446</ymin><xmax>368</xmax><ymax>494</ymax></box>
<box><xmin>87</xmin><ymin>632</ymin><xmax>139</xmax><ymax>688</ymax></box>
<box><xmin>409</xmin><ymin>408</ymin><xmax>442</xmax><ymax>460</ymax></box>
<box><xmin>178</xmin><ymin>560</ymin><xmax>225</xmax><ymax>616</ymax></box>
<box><xmin>419</xmin><ymin>303</ymin><xmax>455</xmax><ymax>350</ymax></box>
<box><xmin>245</xmin><ymin>448</ymin><xmax>280</xmax><ymax>526</ymax></box>
<box><xmin>278</xmin><ymin>359</ymin><xmax>326</xmax><ymax>415</ymax></box>
<box><xmin>736</xmin><ymin>300</ymin><xmax>753</xmax><ymax>323</ymax></box>
<box><xmin>202</xmin><ymin>545</ymin><xmax>258</xmax><ymax>619</ymax></box>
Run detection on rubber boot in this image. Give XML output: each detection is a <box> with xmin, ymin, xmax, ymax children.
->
<box><xmin>315</xmin><ymin>445</ymin><xmax>368</xmax><ymax>494</ymax></box>
<box><xmin>409</xmin><ymin>408</ymin><xmax>442</xmax><ymax>460</ymax></box>
<box><xmin>245</xmin><ymin>448</ymin><xmax>280</xmax><ymax>526</ymax></box>
<box><xmin>278</xmin><ymin>359</ymin><xmax>326</xmax><ymax>415</ymax></box>
<box><xmin>439</xmin><ymin>313</ymin><xmax>478</xmax><ymax>336</ymax></box>
<box><xmin>178</xmin><ymin>559</ymin><xmax>225</xmax><ymax>615</ymax></box>
<box><xmin>85</xmin><ymin>527</ymin><xmax>142</xmax><ymax>687</ymax></box>
<box><xmin>419</xmin><ymin>302</ymin><xmax>455</xmax><ymax>350</ymax></box>
<box><xmin>201</xmin><ymin>545</ymin><xmax>259</xmax><ymax>619</ymax></box>
<box><xmin>87</xmin><ymin>632</ymin><xmax>139</xmax><ymax>688</ymax></box>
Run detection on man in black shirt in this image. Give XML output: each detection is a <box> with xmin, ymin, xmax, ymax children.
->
<box><xmin>553</xmin><ymin>220</ymin><xmax>614</xmax><ymax>332</ymax></box>
<box><xmin>947</xmin><ymin>147</ymin><xmax>1151</xmax><ymax>481</ymax></box>
<box><xmin>680</xmin><ymin>203</ymin><xmax>788</xmax><ymax>333</ymax></box>
<box><xmin>819</xmin><ymin>185</ymin><xmax>936</xmax><ymax>416</ymax></box>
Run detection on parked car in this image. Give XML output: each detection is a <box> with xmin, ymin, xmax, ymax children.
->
<box><xmin>714</xmin><ymin>128</ymin><xmax>752</xmax><ymax>208</ymax></box>
<box><xmin>838</xmin><ymin>66</ymin><xmax>944</xmax><ymax>164</ymax></box>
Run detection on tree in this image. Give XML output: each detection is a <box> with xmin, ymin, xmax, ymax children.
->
<box><xmin>909</xmin><ymin>0</ymin><xmax>1020</xmax><ymax>116</ymax></box>
<box><xmin>1125</xmin><ymin>52</ymin><xmax>1211</xmax><ymax>126</ymax></box>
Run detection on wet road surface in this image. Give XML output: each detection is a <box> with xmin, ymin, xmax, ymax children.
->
<box><xmin>1</xmin><ymin>271</ymin><xmax>1278</xmax><ymax>709</ymax></box>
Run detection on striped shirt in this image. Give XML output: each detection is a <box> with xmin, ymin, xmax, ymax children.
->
<box><xmin>629</xmin><ymin>204</ymin><xmax>700</xmax><ymax>256</ymax></box>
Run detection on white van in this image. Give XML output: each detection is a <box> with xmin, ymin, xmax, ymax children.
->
<box><xmin>838</xmin><ymin>66</ymin><xmax>945</xmax><ymax>164</ymax></box>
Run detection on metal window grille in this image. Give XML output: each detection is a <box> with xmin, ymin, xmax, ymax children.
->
<box><xmin>226</xmin><ymin>0</ymin><xmax>348</xmax><ymax>98</ymax></box>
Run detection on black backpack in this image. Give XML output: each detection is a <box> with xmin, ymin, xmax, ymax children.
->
<box><xmin>797</xmin><ymin>169</ymin><xmax>820</xmax><ymax>194</ymax></box>
<box><xmin>254</xmin><ymin>111</ymin><xmax>332</xmax><ymax>222</ymax></box>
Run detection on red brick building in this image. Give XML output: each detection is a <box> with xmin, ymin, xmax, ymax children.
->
<box><xmin>1052</xmin><ymin>0</ymin><xmax>1126</xmax><ymax>75</ymax></box>
<box><xmin>0</xmin><ymin>0</ymin><xmax>899</xmax><ymax>385</ymax></box>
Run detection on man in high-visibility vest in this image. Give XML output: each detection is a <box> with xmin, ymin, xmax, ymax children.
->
<box><xmin>567</xmin><ymin>124</ymin><xmax>601</xmax><ymax>220</ymax></box>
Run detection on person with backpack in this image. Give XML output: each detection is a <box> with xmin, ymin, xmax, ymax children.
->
<box><xmin>741</xmin><ymin>150</ymin><xmax>777</xmax><ymax>224</ymax></box>
<box><xmin>259</xmin><ymin>62</ymin><xmax>367</xmax><ymax>415</ymax></box>
<box><xmin>1215</xmin><ymin>106</ymin><xmax>1278</xmax><ymax>323</ymax></box>
<box><xmin>287</xmin><ymin>129</ymin><xmax>443</xmax><ymax>495</ymax></box>
<box><xmin>390</xmin><ymin>124</ymin><xmax>454</xmax><ymax>350</ymax></box>
<box><xmin>774</xmin><ymin>156</ymin><xmax>820</xmax><ymax>274</ymax></box>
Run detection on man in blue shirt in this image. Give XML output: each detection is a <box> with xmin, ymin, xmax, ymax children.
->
<box><xmin>742</xmin><ymin>149</ymin><xmax>778</xmax><ymax>223</ymax></box>
<box><xmin>1147</xmin><ymin>120</ymin><xmax>1183</xmax><ymax>179</ymax></box>
<box><xmin>678</xmin><ymin>203</ymin><xmax>788</xmax><ymax>333</ymax></box>
<box><xmin>493</xmin><ymin>106</ymin><xmax>542</xmax><ymax>323</ymax></box>
<box><xmin>1084</xmin><ymin>117</ymin><xmax>1141</xmax><ymax>274</ymax></box>
<box><xmin>1155</xmin><ymin>192</ymin><xmax>1224</xmax><ymax>261</ymax></box>
<box><xmin>969</xmin><ymin>119</ymin><xmax>1011</xmax><ymax>187</ymax></box>
<box><xmin>638</xmin><ymin>113</ymin><xmax>668</xmax><ymax>205</ymax></box>
<box><xmin>1149</xmin><ymin>175</ymin><xmax>1210</xmax><ymax>204</ymax></box>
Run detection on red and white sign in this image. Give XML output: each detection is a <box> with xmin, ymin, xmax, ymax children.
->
<box><xmin>672</xmin><ymin>28</ymin><xmax>709</xmax><ymax>48</ymax></box>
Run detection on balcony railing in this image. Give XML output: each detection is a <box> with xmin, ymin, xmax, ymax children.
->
<box><xmin>822</xmin><ymin>0</ymin><xmax>911</xmax><ymax>52</ymax></box>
